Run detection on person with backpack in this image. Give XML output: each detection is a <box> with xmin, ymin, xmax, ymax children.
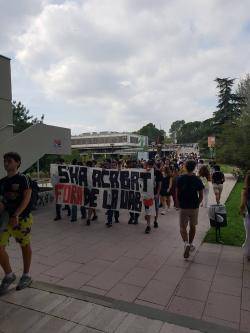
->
<box><xmin>212</xmin><ymin>165</ymin><xmax>225</xmax><ymax>204</ymax></box>
<box><xmin>240</xmin><ymin>171</ymin><xmax>250</xmax><ymax>261</ymax></box>
<box><xmin>0</xmin><ymin>152</ymin><xmax>33</xmax><ymax>294</ymax></box>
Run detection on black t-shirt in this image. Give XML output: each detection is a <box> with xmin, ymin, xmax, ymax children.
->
<box><xmin>161</xmin><ymin>175</ymin><xmax>171</xmax><ymax>190</ymax></box>
<box><xmin>177</xmin><ymin>174</ymin><xmax>204</xmax><ymax>209</ymax></box>
<box><xmin>212</xmin><ymin>171</ymin><xmax>225</xmax><ymax>185</ymax></box>
<box><xmin>154</xmin><ymin>169</ymin><xmax>163</xmax><ymax>195</ymax></box>
<box><xmin>0</xmin><ymin>173</ymin><xmax>32</xmax><ymax>218</ymax></box>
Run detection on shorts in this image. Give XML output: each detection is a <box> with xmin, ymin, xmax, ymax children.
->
<box><xmin>0</xmin><ymin>215</ymin><xmax>33</xmax><ymax>247</ymax></box>
<box><xmin>179</xmin><ymin>209</ymin><xmax>199</xmax><ymax>226</ymax></box>
<box><xmin>145</xmin><ymin>198</ymin><xmax>159</xmax><ymax>216</ymax></box>
<box><xmin>213</xmin><ymin>184</ymin><xmax>223</xmax><ymax>194</ymax></box>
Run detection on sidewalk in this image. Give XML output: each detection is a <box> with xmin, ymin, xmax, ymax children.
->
<box><xmin>2</xmin><ymin>175</ymin><xmax>249</xmax><ymax>332</ymax></box>
<box><xmin>0</xmin><ymin>281</ymin><xmax>235</xmax><ymax>333</ymax></box>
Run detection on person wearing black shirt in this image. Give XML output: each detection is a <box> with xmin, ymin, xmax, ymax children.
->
<box><xmin>144</xmin><ymin>160</ymin><xmax>162</xmax><ymax>234</ymax></box>
<box><xmin>0</xmin><ymin>152</ymin><xmax>33</xmax><ymax>294</ymax></box>
<box><xmin>160</xmin><ymin>166</ymin><xmax>173</xmax><ymax>214</ymax></box>
<box><xmin>212</xmin><ymin>165</ymin><xmax>225</xmax><ymax>204</ymax></box>
<box><xmin>176</xmin><ymin>160</ymin><xmax>204</xmax><ymax>259</ymax></box>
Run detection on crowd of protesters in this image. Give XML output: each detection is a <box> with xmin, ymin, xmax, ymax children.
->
<box><xmin>0</xmin><ymin>150</ymin><xmax>249</xmax><ymax>297</ymax></box>
<box><xmin>52</xmin><ymin>153</ymin><xmax>230</xmax><ymax>258</ymax></box>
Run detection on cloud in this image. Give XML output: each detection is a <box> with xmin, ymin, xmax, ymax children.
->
<box><xmin>2</xmin><ymin>0</ymin><xmax>250</xmax><ymax>133</ymax></box>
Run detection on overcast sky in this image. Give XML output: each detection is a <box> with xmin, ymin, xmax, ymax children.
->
<box><xmin>1</xmin><ymin>0</ymin><xmax>250</xmax><ymax>135</ymax></box>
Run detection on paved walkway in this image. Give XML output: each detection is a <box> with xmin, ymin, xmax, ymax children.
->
<box><xmin>0</xmin><ymin>283</ymin><xmax>206</xmax><ymax>333</ymax></box>
<box><xmin>2</xmin><ymin>175</ymin><xmax>250</xmax><ymax>332</ymax></box>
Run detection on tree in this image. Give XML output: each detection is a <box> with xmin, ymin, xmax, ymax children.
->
<box><xmin>137</xmin><ymin>123</ymin><xmax>165</xmax><ymax>144</ymax></box>
<box><xmin>12</xmin><ymin>100</ymin><xmax>44</xmax><ymax>133</ymax></box>
<box><xmin>213</xmin><ymin>78</ymin><xmax>246</xmax><ymax>125</ymax></box>
<box><xmin>62</xmin><ymin>149</ymin><xmax>81</xmax><ymax>164</ymax></box>
<box><xmin>216</xmin><ymin>114</ymin><xmax>250</xmax><ymax>171</ymax></box>
<box><xmin>169</xmin><ymin>120</ymin><xmax>185</xmax><ymax>143</ymax></box>
<box><xmin>236</xmin><ymin>74</ymin><xmax>250</xmax><ymax>117</ymax></box>
<box><xmin>177</xmin><ymin>121</ymin><xmax>202</xmax><ymax>144</ymax></box>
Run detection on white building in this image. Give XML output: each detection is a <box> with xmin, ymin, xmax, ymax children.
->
<box><xmin>71</xmin><ymin>132</ymin><xmax>148</xmax><ymax>158</ymax></box>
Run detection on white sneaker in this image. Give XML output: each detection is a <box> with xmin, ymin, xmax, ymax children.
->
<box><xmin>183</xmin><ymin>244</ymin><xmax>190</xmax><ymax>259</ymax></box>
<box><xmin>161</xmin><ymin>210</ymin><xmax>166</xmax><ymax>215</ymax></box>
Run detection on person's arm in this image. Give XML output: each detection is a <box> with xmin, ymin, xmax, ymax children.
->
<box><xmin>168</xmin><ymin>177</ymin><xmax>173</xmax><ymax>192</ymax></box>
<box><xmin>0</xmin><ymin>202</ymin><xmax>5</xmax><ymax>214</ymax></box>
<box><xmin>156</xmin><ymin>181</ymin><xmax>162</xmax><ymax>198</ymax></box>
<box><xmin>175</xmin><ymin>178</ymin><xmax>180</xmax><ymax>208</ymax></box>
<box><xmin>198</xmin><ymin>189</ymin><xmax>203</xmax><ymax>205</ymax></box>
<box><xmin>211</xmin><ymin>173</ymin><xmax>215</xmax><ymax>184</ymax></box>
<box><xmin>198</xmin><ymin>178</ymin><xmax>204</xmax><ymax>205</ymax></box>
<box><xmin>222</xmin><ymin>173</ymin><xmax>225</xmax><ymax>183</ymax></box>
<box><xmin>240</xmin><ymin>189</ymin><xmax>247</xmax><ymax>216</ymax></box>
<box><xmin>10</xmin><ymin>176</ymin><xmax>32</xmax><ymax>226</ymax></box>
<box><xmin>176</xmin><ymin>186</ymin><xmax>180</xmax><ymax>208</ymax></box>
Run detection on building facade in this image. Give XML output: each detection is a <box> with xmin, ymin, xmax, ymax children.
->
<box><xmin>71</xmin><ymin>132</ymin><xmax>148</xmax><ymax>158</ymax></box>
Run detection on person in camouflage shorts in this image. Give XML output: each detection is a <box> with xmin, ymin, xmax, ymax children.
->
<box><xmin>0</xmin><ymin>152</ymin><xmax>33</xmax><ymax>295</ymax></box>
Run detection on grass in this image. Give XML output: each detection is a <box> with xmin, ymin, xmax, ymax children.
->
<box><xmin>219</xmin><ymin>164</ymin><xmax>235</xmax><ymax>174</ymax></box>
<box><xmin>204</xmin><ymin>182</ymin><xmax>245</xmax><ymax>246</ymax></box>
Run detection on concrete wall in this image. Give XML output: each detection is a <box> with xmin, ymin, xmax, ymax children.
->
<box><xmin>0</xmin><ymin>54</ymin><xmax>72</xmax><ymax>178</ymax></box>
<box><xmin>0</xmin><ymin>55</ymin><xmax>13</xmax><ymax>142</ymax></box>
<box><xmin>0</xmin><ymin>123</ymin><xmax>71</xmax><ymax>177</ymax></box>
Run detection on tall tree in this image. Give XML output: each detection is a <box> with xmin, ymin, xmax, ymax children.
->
<box><xmin>169</xmin><ymin>120</ymin><xmax>185</xmax><ymax>143</ymax></box>
<box><xmin>177</xmin><ymin>121</ymin><xmax>202</xmax><ymax>144</ymax></box>
<box><xmin>213</xmin><ymin>77</ymin><xmax>246</xmax><ymax>125</ymax></box>
<box><xmin>12</xmin><ymin>100</ymin><xmax>44</xmax><ymax>133</ymax></box>
<box><xmin>137</xmin><ymin>123</ymin><xmax>165</xmax><ymax>144</ymax></box>
<box><xmin>236</xmin><ymin>74</ymin><xmax>250</xmax><ymax>116</ymax></box>
<box><xmin>216</xmin><ymin>114</ymin><xmax>250</xmax><ymax>171</ymax></box>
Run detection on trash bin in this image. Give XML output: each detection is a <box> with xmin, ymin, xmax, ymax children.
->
<box><xmin>208</xmin><ymin>204</ymin><xmax>227</xmax><ymax>242</ymax></box>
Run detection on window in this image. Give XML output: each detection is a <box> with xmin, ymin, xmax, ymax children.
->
<box><xmin>130</xmin><ymin>136</ymin><xmax>139</xmax><ymax>144</ymax></box>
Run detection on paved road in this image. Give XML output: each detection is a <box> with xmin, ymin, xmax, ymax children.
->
<box><xmin>2</xmin><ymin>175</ymin><xmax>250</xmax><ymax>332</ymax></box>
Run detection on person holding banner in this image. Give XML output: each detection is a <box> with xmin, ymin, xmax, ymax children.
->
<box><xmin>127</xmin><ymin>160</ymin><xmax>140</xmax><ymax>225</ymax></box>
<box><xmin>144</xmin><ymin>160</ymin><xmax>162</xmax><ymax>234</ymax></box>
<box><xmin>85</xmin><ymin>160</ymin><xmax>98</xmax><ymax>226</ymax></box>
<box><xmin>52</xmin><ymin>159</ymin><xmax>71</xmax><ymax>221</ymax></box>
<box><xmin>106</xmin><ymin>160</ymin><xmax>120</xmax><ymax>227</ymax></box>
<box><xmin>0</xmin><ymin>152</ymin><xmax>33</xmax><ymax>295</ymax></box>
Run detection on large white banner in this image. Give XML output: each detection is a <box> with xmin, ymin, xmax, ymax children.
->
<box><xmin>50</xmin><ymin>165</ymin><xmax>155</xmax><ymax>214</ymax></box>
